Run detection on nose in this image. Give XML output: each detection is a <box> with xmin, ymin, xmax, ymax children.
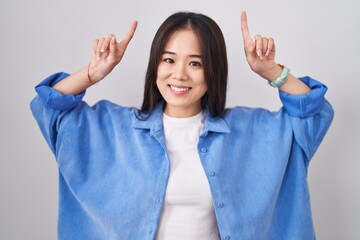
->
<box><xmin>172</xmin><ymin>62</ymin><xmax>188</xmax><ymax>81</ymax></box>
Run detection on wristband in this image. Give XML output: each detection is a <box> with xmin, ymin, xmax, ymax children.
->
<box><xmin>268</xmin><ymin>64</ymin><xmax>290</xmax><ymax>88</ymax></box>
<box><xmin>87</xmin><ymin>63</ymin><xmax>95</xmax><ymax>84</ymax></box>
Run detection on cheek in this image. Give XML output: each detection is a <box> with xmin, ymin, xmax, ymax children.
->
<box><xmin>156</xmin><ymin>64</ymin><xmax>169</xmax><ymax>81</ymax></box>
<box><xmin>155</xmin><ymin>79</ymin><xmax>163</xmax><ymax>93</ymax></box>
<box><xmin>203</xmin><ymin>84</ymin><xmax>208</xmax><ymax>93</ymax></box>
<box><xmin>192</xmin><ymin>81</ymin><xmax>208</xmax><ymax>100</ymax></box>
<box><xmin>200</xmin><ymin>84</ymin><xmax>208</xmax><ymax>97</ymax></box>
<box><xmin>156</xmin><ymin>66</ymin><xmax>166</xmax><ymax>90</ymax></box>
<box><xmin>196</xmin><ymin>74</ymin><xmax>208</xmax><ymax>93</ymax></box>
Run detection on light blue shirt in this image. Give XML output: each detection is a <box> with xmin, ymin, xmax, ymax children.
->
<box><xmin>31</xmin><ymin>72</ymin><xmax>334</xmax><ymax>240</ymax></box>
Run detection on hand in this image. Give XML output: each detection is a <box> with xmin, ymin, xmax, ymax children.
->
<box><xmin>88</xmin><ymin>21</ymin><xmax>138</xmax><ymax>83</ymax></box>
<box><xmin>241</xmin><ymin>11</ymin><xmax>280</xmax><ymax>81</ymax></box>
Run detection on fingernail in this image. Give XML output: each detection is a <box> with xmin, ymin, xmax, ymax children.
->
<box><xmin>257</xmin><ymin>49</ymin><xmax>262</xmax><ymax>57</ymax></box>
<box><xmin>111</xmin><ymin>37</ymin><xmax>116</xmax><ymax>45</ymax></box>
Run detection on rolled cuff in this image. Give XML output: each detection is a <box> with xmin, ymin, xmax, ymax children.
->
<box><xmin>35</xmin><ymin>72</ymin><xmax>86</xmax><ymax>111</ymax></box>
<box><xmin>279</xmin><ymin>76</ymin><xmax>328</xmax><ymax>118</ymax></box>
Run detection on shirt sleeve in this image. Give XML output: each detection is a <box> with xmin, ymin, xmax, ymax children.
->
<box><xmin>30</xmin><ymin>72</ymin><xmax>86</xmax><ymax>155</ymax></box>
<box><xmin>279</xmin><ymin>76</ymin><xmax>334</xmax><ymax>165</ymax></box>
<box><xmin>35</xmin><ymin>72</ymin><xmax>86</xmax><ymax>111</ymax></box>
<box><xmin>279</xmin><ymin>76</ymin><xmax>328</xmax><ymax>118</ymax></box>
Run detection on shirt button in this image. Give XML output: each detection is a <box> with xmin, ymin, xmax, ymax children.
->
<box><xmin>200</xmin><ymin>147</ymin><xmax>207</xmax><ymax>153</ymax></box>
<box><xmin>149</xmin><ymin>229</ymin><xmax>153</xmax><ymax>234</ymax></box>
<box><xmin>218</xmin><ymin>202</ymin><xmax>224</xmax><ymax>208</ymax></box>
<box><xmin>209</xmin><ymin>171</ymin><xmax>216</xmax><ymax>177</ymax></box>
<box><xmin>224</xmin><ymin>236</ymin><xmax>230</xmax><ymax>240</ymax></box>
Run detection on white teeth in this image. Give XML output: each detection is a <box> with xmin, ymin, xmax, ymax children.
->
<box><xmin>170</xmin><ymin>85</ymin><xmax>190</xmax><ymax>92</ymax></box>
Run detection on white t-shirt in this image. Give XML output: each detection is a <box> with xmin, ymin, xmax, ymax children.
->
<box><xmin>155</xmin><ymin>112</ymin><xmax>220</xmax><ymax>240</ymax></box>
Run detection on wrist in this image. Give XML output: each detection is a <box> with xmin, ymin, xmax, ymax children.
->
<box><xmin>87</xmin><ymin>64</ymin><xmax>103</xmax><ymax>84</ymax></box>
<box><xmin>268</xmin><ymin>64</ymin><xmax>290</xmax><ymax>88</ymax></box>
<box><xmin>260</xmin><ymin>64</ymin><xmax>283</xmax><ymax>82</ymax></box>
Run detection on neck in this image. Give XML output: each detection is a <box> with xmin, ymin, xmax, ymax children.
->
<box><xmin>164</xmin><ymin>105</ymin><xmax>201</xmax><ymax>118</ymax></box>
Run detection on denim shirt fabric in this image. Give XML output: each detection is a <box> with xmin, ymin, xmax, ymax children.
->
<box><xmin>31</xmin><ymin>72</ymin><xmax>334</xmax><ymax>240</ymax></box>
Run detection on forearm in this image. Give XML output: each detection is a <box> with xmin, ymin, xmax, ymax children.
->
<box><xmin>261</xmin><ymin>64</ymin><xmax>311</xmax><ymax>95</ymax></box>
<box><xmin>53</xmin><ymin>66</ymin><xmax>94</xmax><ymax>95</ymax></box>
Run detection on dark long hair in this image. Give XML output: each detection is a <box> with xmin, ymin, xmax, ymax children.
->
<box><xmin>140</xmin><ymin>12</ymin><xmax>228</xmax><ymax>117</ymax></box>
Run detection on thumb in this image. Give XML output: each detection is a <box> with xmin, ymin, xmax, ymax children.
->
<box><xmin>109</xmin><ymin>36</ymin><xmax>125</xmax><ymax>63</ymax></box>
<box><xmin>244</xmin><ymin>39</ymin><xmax>256</xmax><ymax>60</ymax></box>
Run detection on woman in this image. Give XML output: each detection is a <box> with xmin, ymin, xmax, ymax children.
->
<box><xmin>31</xmin><ymin>11</ymin><xmax>333</xmax><ymax>240</ymax></box>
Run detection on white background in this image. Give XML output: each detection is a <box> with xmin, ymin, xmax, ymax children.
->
<box><xmin>0</xmin><ymin>0</ymin><xmax>359</xmax><ymax>239</ymax></box>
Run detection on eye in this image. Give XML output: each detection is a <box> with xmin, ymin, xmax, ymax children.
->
<box><xmin>163</xmin><ymin>58</ymin><xmax>174</xmax><ymax>64</ymax></box>
<box><xmin>189</xmin><ymin>61</ymin><xmax>202</xmax><ymax>67</ymax></box>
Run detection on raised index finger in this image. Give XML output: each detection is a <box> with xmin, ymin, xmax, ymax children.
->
<box><xmin>241</xmin><ymin>11</ymin><xmax>253</xmax><ymax>47</ymax></box>
<box><xmin>121</xmin><ymin>20</ymin><xmax>138</xmax><ymax>47</ymax></box>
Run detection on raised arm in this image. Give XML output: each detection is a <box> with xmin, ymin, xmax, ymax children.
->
<box><xmin>53</xmin><ymin>21</ymin><xmax>138</xmax><ymax>95</ymax></box>
<box><xmin>240</xmin><ymin>11</ymin><xmax>310</xmax><ymax>95</ymax></box>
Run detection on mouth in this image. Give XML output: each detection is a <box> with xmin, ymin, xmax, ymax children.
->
<box><xmin>168</xmin><ymin>84</ymin><xmax>192</xmax><ymax>93</ymax></box>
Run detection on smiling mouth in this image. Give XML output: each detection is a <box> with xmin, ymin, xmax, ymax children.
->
<box><xmin>169</xmin><ymin>84</ymin><xmax>191</xmax><ymax>92</ymax></box>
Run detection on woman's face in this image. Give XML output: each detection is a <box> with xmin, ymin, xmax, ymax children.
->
<box><xmin>156</xmin><ymin>29</ymin><xmax>207</xmax><ymax>118</ymax></box>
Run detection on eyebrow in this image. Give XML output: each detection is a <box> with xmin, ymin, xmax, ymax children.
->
<box><xmin>162</xmin><ymin>51</ymin><xmax>202</xmax><ymax>59</ymax></box>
